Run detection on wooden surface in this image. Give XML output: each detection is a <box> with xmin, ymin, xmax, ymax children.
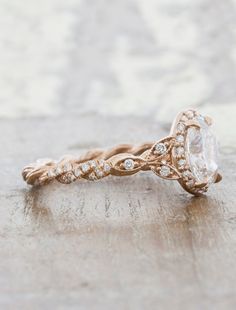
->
<box><xmin>1</xmin><ymin>114</ymin><xmax>235</xmax><ymax>310</ymax></box>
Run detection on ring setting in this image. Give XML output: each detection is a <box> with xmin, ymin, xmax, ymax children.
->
<box><xmin>22</xmin><ymin>109</ymin><xmax>222</xmax><ymax>196</ymax></box>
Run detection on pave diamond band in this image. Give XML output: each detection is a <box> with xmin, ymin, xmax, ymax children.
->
<box><xmin>22</xmin><ymin>110</ymin><xmax>222</xmax><ymax>196</ymax></box>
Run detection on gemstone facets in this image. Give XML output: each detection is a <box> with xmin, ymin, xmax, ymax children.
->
<box><xmin>155</xmin><ymin>143</ymin><xmax>167</xmax><ymax>155</ymax></box>
<box><xmin>160</xmin><ymin>166</ymin><xmax>171</xmax><ymax>177</ymax></box>
<box><xmin>176</xmin><ymin>146</ymin><xmax>184</xmax><ymax>157</ymax></box>
<box><xmin>177</xmin><ymin>123</ymin><xmax>185</xmax><ymax>132</ymax></box>
<box><xmin>124</xmin><ymin>159</ymin><xmax>135</xmax><ymax>170</ymax></box>
<box><xmin>104</xmin><ymin>163</ymin><xmax>111</xmax><ymax>173</ymax></box>
<box><xmin>81</xmin><ymin>163</ymin><xmax>90</xmax><ymax>173</ymax></box>
<box><xmin>176</xmin><ymin>135</ymin><xmax>184</xmax><ymax>143</ymax></box>
<box><xmin>186</xmin><ymin>117</ymin><xmax>218</xmax><ymax>184</ymax></box>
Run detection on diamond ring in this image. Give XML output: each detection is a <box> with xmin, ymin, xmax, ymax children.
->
<box><xmin>22</xmin><ymin>110</ymin><xmax>222</xmax><ymax>196</ymax></box>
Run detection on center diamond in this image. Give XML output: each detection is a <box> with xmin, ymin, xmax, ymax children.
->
<box><xmin>186</xmin><ymin>117</ymin><xmax>218</xmax><ymax>184</ymax></box>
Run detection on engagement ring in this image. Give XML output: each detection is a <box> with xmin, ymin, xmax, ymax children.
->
<box><xmin>22</xmin><ymin>110</ymin><xmax>222</xmax><ymax>196</ymax></box>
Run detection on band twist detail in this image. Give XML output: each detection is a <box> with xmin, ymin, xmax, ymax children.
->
<box><xmin>22</xmin><ymin>142</ymin><xmax>157</xmax><ymax>186</ymax></box>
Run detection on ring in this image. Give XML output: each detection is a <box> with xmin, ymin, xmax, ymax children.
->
<box><xmin>22</xmin><ymin>109</ymin><xmax>222</xmax><ymax>196</ymax></box>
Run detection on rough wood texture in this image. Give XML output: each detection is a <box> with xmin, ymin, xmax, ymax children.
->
<box><xmin>0</xmin><ymin>115</ymin><xmax>235</xmax><ymax>309</ymax></box>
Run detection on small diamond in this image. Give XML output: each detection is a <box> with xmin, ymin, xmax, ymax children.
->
<box><xmin>55</xmin><ymin>166</ymin><xmax>62</xmax><ymax>175</ymax></box>
<box><xmin>96</xmin><ymin>169</ymin><xmax>104</xmax><ymax>178</ymax></box>
<box><xmin>74</xmin><ymin>168</ymin><xmax>82</xmax><ymax>178</ymax></box>
<box><xmin>98</xmin><ymin>171</ymin><xmax>104</xmax><ymax>178</ymax></box>
<box><xmin>160</xmin><ymin>165</ymin><xmax>171</xmax><ymax>177</ymax></box>
<box><xmin>176</xmin><ymin>135</ymin><xmax>184</xmax><ymax>143</ymax></box>
<box><xmin>155</xmin><ymin>143</ymin><xmax>167</xmax><ymax>155</ymax></box>
<box><xmin>186</xmin><ymin>111</ymin><xmax>194</xmax><ymax>119</ymax></box>
<box><xmin>124</xmin><ymin>159</ymin><xmax>135</xmax><ymax>170</ymax></box>
<box><xmin>178</xmin><ymin>159</ymin><xmax>186</xmax><ymax>167</ymax></box>
<box><xmin>176</xmin><ymin>147</ymin><xmax>184</xmax><ymax>156</ymax></box>
<box><xmin>90</xmin><ymin>160</ymin><xmax>97</xmax><ymax>168</ymax></box>
<box><xmin>197</xmin><ymin>115</ymin><xmax>205</xmax><ymax>123</ymax></box>
<box><xmin>103</xmin><ymin>163</ymin><xmax>111</xmax><ymax>173</ymax></box>
<box><xmin>62</xmin><ymin>173</ymin><xmax>76</xmax><ymax>183</ymax></box>
<box><xmin>81</xmin><ymin>163</ymin><xmax>90</xmax><ymax>173</ymax></box>
<box><xmin>99</xmin><ymin>160</ymin><xmax>111</xmax><ymax>173</ymax></box>
<box><xmin>177</xmin><ymin>123</ymin><xmax>185</xmax><ymax>132</ymax></box>
<box><xmin>181</xmin><ymin>115</ymin><xmax>188</xmax><ymax>122</ymax></box>
<box><xmin>63</xmin><ymin>162</ymin><xmax>72</xmax><ymax>172</ymax></box>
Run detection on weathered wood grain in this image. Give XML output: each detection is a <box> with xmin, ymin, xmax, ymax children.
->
<box><xmin>0</xmin><ymin>115</ymin><xmax>235</xmax><ymax>310</ymax></box>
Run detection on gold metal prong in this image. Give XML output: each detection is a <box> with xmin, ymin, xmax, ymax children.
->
<box><xmin>215</xmin><ymin>173</ymin><xmax>222</xmax><ymax>183</ymax></box>
<box><xmin>194</xmin><ymin>182</ymin><xmax>208</xmax><ymax>189</ymax></box>
<box><xmin>185</xmin><ymin>120</ymin><xmax>201</xmax><ymax>129</ymax></box>
<box><xmin>205</xmin><ymin>116</ymin><xmax>213</xmax><ymax>126</ymax></box>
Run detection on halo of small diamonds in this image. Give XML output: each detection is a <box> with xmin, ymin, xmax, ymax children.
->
<box><xmin>172</xmin><ymin>109</ymin><xmax>219</xmax><ymax>195</ymax></box>
<box><xmin>172</xmin><ymin>110</ymin><xmax>198</xmax><ymax>193</ymax></box>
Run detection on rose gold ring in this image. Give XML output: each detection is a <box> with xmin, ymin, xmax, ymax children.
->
<box><xmin>22</xmin><ymin>110</ymin><xmax>222</xmax><ymax>196</ymax></box>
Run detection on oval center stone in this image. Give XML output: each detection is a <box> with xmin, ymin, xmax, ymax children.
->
<box><xmin>186</xmin><ymin>117</ymin><xmax>218</xmax><ymax>184</ymax></box>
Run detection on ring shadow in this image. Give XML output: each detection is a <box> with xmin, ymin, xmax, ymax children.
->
<box><xmin>22</xmin><ymin>179</ymin><xmax>225</xmax><ymax>250</ymax></box>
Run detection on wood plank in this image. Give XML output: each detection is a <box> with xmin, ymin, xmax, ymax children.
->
<box><xmin>0</xmin><ymin>115</ymin><xmax>235</xmax><ymax>309</ymax></box>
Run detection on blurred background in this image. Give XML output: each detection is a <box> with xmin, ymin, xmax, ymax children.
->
<box><xmin>1</xmin><ymin>0</ymin><xmax>236</xmax><ymax>148</ymax></box>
